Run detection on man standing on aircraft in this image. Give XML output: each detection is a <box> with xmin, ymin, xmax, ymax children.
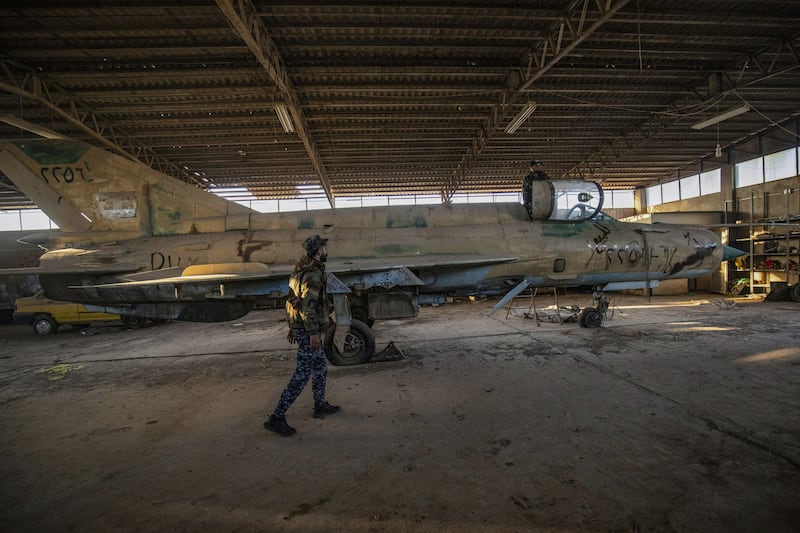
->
<box><xmin>264</xmin><ymin>235</ymin><xmax>340</xmax><ymax>437</ymax></box>
<box><xmin>522</xmin><ymin>158</ymin><xmax>550</xmax><ymax>219</ymax></box>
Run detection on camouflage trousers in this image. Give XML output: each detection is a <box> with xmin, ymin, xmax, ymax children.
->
<box><xmin>273</xmin><ymin>327</ymin><xmax>327</xmax><ymax>417</ymax></box>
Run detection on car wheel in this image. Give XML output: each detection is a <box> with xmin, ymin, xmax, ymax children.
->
<box><xmin>33</xmin><ymin>315</ymin><xmax>57</xmax><ymax>335</ymax></box>
<box><xmin>790</xmin><ymin>283</ymin><xmax>800</xmax><ymax>303</ymax></box>
<box><xmin>121</xmin><ymin>315</ymin><xmax>147</xmax><ymax>328</ymax></box>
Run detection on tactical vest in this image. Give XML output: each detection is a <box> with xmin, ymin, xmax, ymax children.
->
<box><xmin>285</xmin><ymin>257</ymin><xmax>329</xmax><ymax>334</ymax></box>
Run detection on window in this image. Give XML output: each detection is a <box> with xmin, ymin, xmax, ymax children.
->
<box><xmin>306</xmin><ymin>198</ymin><xmax>331</xmax><ymax>211</ymax></box>
<box><xmin>662</xmin><ymin>180</ymin><xmax>680</xmax><ymax>203</ymax></box>
<box><xmin>735</xmin><ymin>158</ymin><xmax>763</xmax><ymax>187</ymax></box>
<box><xmin>646</xmin><ymin>185</ymin><xmax>662</xmax><ymax>206</ymax></box>
<box><xmin>278</xmin><ymin>199</ymin><xmax>309</xmax><ymax>212</ymax></box>
<box><xmin>764</xmin><ymin>148</ymin><xmax>797</xmax><ymax>182</ymax></box>
<box><xmin>699</xmin><ymin>169</ymin><xmax>721</xmax><ymax>194</ymax></box>
<box><xmin>494</xmin><ymin>192</ymin><xmax>521</xmax><ymax>204</ymax></box>
<box><xmin>248</xmin><ymin>199</ymin><xmax>279</xmax><ymax>213</ymax></box>
<box><xmin>680</xmin><ymin>174</ymin><xmax>700</xmax><ymax>199</ymax></box>
<box><xmin>361</xmin><ymin>196</ymin><xmax>389</xmax><ymax>207</ymax></box>
<box><xmin>333</xmin><ymin>197</ymin><xmax>364</xmax><ymax>209</ymax></box>
<box><xmin>608</xmin><ymin>190</ymin><xmax>634</xmax><ymax>208</ymax></box>
<box><xmin>450</xmin><ymin>192</ymin><xmax>520</xmax><ymax>204</ymax></box>
<box><xmin>468</xmin><ymin>193</ymin><xmax>493</xmax><ymax>204</ymax></box>
<box><xmin>0</xmin><ymin>211</ymin><xmax>21</xmax><ymax>231</ymax></box>
<box><xmin>19</xmin><ymin>210</ymin><xmax>53</xmax><ymax>230</ymax></box>
<box><xmin>389</xmin><ymin>195</ymin><xmax>415</xmax><ymax>206</ymax></box>
<box><xmin>415</xmin><ymin>195</ymin><xmax>441</xmax><ymax>205</ymax></box>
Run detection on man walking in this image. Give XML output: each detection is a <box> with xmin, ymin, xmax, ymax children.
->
<box><xmin>264</xmin><ymin>234</ymin><xmax>340</xmax><ymax>437</ymax></box>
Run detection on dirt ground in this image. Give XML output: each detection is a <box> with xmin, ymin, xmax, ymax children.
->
<box><xmin>0</xmin><ymin>292</ymin><xmax>798</xmax><ymax>532</ymax></box>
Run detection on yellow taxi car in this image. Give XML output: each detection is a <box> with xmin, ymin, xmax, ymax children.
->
<box><xmin>13</xmin><ymin>290</ymin><xmax>146</xmax><ymax>335</ymax></box>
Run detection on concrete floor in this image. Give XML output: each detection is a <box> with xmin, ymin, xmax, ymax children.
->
<box><xmin>0</xmin><ymin>292</ymin><xmax>798</xmax><ymax>532</ymax></box>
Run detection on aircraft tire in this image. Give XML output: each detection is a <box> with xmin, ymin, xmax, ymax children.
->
<box><xmin>579</xmin><ymin>307</ymin><xmax>603</xmax><ymax>328</ymax></box>
<box><xmin>325</xmin><ymin>319</ymin><xmax>376</xmax><ymax>366</ymax></box>
<box><xmin>33</xmin><ymin>315</ymin><xmax>57</xmax><ymax>335</ymax></box>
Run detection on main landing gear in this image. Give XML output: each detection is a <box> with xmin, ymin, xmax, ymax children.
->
<box><xmin>325</xmin><ymin>319</ymin><xmax>376</xmax><ymax>366</ymax></box>
<box><xmin>579</xmin><ymin>287</ymin><xmax>609</xmax><ymax>328</ymax></box>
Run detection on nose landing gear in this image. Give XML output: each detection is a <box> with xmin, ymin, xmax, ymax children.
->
<box><xmin>579</xmin><ymin>288</ymin><xmax>609</xmax><ymax>328</ymax></box>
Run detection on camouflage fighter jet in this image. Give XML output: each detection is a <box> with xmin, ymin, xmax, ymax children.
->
<box><xmin>0</xmin><ymin>139</ymin><xmax>744</xmax><ymax>363</ymax></box>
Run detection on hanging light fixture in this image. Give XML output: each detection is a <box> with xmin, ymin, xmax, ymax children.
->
<box><xmin>690</xmin><ymin>104</ymin><xmax>750</xmax><ymax>130</ymax></box>
<box><xmin>504</xmin><ymin>101</ymin><xmax>537</xmax><ymax>134</ymax></box>
<box><xmin>274</xmin><ymin>104</ymin><xmax>295</xmax><ymax>133</ymax></box>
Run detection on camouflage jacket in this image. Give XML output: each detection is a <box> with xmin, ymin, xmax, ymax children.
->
<box><xmin>285</xmin><ymin>255</ymin><xmax>329</xmax><ymax>334</ymax></box>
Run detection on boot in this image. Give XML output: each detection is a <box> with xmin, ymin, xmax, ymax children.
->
<box><xmin>313</xmin><ymin>401</ymin><xmax>341</xmax><ymax>419</ymax></box>
<box><xmin>264</xmin><ymin>414</ymin><xmax>296</xmax><ymax>437</ymax></box>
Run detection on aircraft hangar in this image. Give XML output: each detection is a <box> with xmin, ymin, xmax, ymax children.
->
<box><xmin>1</xmin><ymin>1</ymin><xmax>800</xmax><ymax>206</ymax></box>
<box><xmin>0</xmin><ymin>2</ymin><xmax>799</xmax><ymax>532</ymax></box>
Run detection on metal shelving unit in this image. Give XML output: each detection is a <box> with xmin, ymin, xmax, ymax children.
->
<box><xmin>729</xmin><ymin>189</ymin><xmax>800</xmax><ymax>296</ymax></box>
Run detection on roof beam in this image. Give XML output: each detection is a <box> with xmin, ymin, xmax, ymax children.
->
<box><xmin>215</xmin><ymin>0</ymin><xmax>335</xmax><ymax>207</ymax></box>
<box><xmin>566</xmin><ymin>35</ymin><xmax>800</xmax><ymax>182</ymax></box>
<box><xmin>0</xmin><ymin>59</ymin><xmax>204</xmax><ymax>186</ymax></box>
<box><xmin>445</xmin><ymin>0</ymin><xmax>631</xmax><ymax>199</ymax></box>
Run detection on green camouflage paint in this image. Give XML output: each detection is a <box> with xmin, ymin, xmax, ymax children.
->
<box><xmin>297</xmin><ymin>218</ymin><xmax>315</xmax><ymax>229</ymax></box>
<box><xmin>542</xmin><ymin>222</ymin><xmax>585</xmax><ymax>238</ymax></box>
<box><xmin>16</xmin><ymin>140</ymin><xmax>89</xmax><ymax>165</ymax></box>
<box><xmin>386</xmin><ymin>215</ymin><xmax>427</xmax><ymax>228</ymax></box>
<box><xmin>374</xmin><ymin>244</ymin><xmax>418</xmax><ymax>255</ymax></box>
<box><xmin>156</xmin><ymin>207</ymin><xmax>182</xmax><ymax>221</ymax></box>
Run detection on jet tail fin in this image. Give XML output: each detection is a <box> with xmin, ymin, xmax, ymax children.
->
<box><xmin>0</xmin><ymin>139</ymin><xmax>255</xmax><ymax>238</ymax></box>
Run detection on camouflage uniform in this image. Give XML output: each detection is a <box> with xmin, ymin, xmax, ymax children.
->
<box><xmin>273</xmin><ymin>254</ymin><xmax>330</xmax><ymax>417</ymax></box>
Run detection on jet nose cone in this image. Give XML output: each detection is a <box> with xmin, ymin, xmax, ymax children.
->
<box><xmin>722</xmin><ymin>246</ymin><xmax>746</xmax><ymax>261</ymax></box>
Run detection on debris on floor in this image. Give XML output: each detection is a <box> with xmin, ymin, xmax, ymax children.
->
<box><xmin>40</xmin><ymin>363</ymin><xmax>84</xmax><ymax>381</ymax></box>
<box><xmin>710</xmin><ymin>298</ymin><xmax>737</xmax><ymax>310</ymax></box>
<box><xmin>371</xmin><ymin>341</ymin><xmax>405</xmax><ymax>362</ymax></box>
<box><xmin>523</xmin><ymin>305</ymin><xmax>580</xmax><ymax>323</ymax></box>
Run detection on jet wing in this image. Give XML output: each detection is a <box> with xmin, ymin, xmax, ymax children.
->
<box><xmin>327</xmin><ymin>254</ymin><xmax>518</xmax><ymax>274</ymax></box>
<box><xmin>50</xmin><ymin>254</ymin><xmax>517</xmax><ymax>301</ymax></box>
<box><xmin>21</xmin><ymin>254</ymin><xmax>518</xmax><ymax>325</ymax></box>
<box><xmin>66</xmin><ymin>254</ymin><xmax>517</xmax><ymax>287</ymax></box>
<box><xmin>0</xmin><ymin>264</ymin><xmax>138</xmax><ymax>276</ymax></box>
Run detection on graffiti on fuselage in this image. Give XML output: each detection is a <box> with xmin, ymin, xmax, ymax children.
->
<box><xmin>586</xmin><ymin>238</ymin><xmax>644</xmax><ymax>269</ymax></box>
<box><xmin>586</xmin><ymin>226</ymin><xmax>711</xmax><ymax>274</ymax></box>
<box><xmin>238</xmin><ymin>234</ymin><xmax>272</xmax><ymax>262</ymax></box>
<box><xmin>150</xmin><ymin>252</ymin><xmax>206</xmax><ymax>270</ymax></box>
<box><xmin>39</xmin><ymin>164</ymin><xmax>93</xmax><ymax>185</ymax></box>
<box><xmin>591</xmin><ymin>222</ymin><xmax>611</xmax><ymax>245</ymax></box>
<box><xmin>667</xmin><ymin>232</ymin><xmax>714</xmax><ymax>274</ymax></box>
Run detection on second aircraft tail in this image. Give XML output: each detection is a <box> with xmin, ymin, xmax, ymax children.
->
<box><xmin>0</xmin><ymin>139</ymin><xmax>255</xmax><ymax>239</ymax></box>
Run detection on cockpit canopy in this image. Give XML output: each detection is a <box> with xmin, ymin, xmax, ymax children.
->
<box><xmin>529</xmin><ymin>180</ymin><xmax>604</xmax><ymax>222</ymax></box>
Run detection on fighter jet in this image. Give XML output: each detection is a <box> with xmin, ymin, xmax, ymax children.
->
<box><xmin>0</xmin><ymin>139</ymin><xmax>743</xmax><ymax>363</ymax></box>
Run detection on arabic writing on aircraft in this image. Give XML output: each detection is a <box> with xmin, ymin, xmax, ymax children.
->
<box><xmin>39</xmin><ymin>164</ymin><xmax>93</xmax><ymax>185</ymax></box>
<box><xmin>151</xmin><ymin>252</ymin><xmax>206</xmax><ymax>270</ymax></box>
<box><xmin>586</xmin><ymin>228</ymin><xmax>711</xmax><ymax>274</ymax></box>
<box><xmin>587</xmin><ymin>240</ymin><xmax>644</xmax><ymax>268</ymax></box>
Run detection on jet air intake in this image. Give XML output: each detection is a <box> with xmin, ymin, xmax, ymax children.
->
<box><xmin>530</xmin><ymin>180</ymin><xmax>604</xmax><ymax>222</ymax></box>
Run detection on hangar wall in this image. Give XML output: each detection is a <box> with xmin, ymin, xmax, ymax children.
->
<box><xmin>632</xmin><ymin>166</ymin><xmax>799</xmax><ymax>295</ymax></box>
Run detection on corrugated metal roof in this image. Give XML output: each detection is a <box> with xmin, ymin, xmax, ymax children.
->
<box><xmin>1</xmin><ymin>0</ymin><xmax>798</xmax><ymax>208</ymax></box>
